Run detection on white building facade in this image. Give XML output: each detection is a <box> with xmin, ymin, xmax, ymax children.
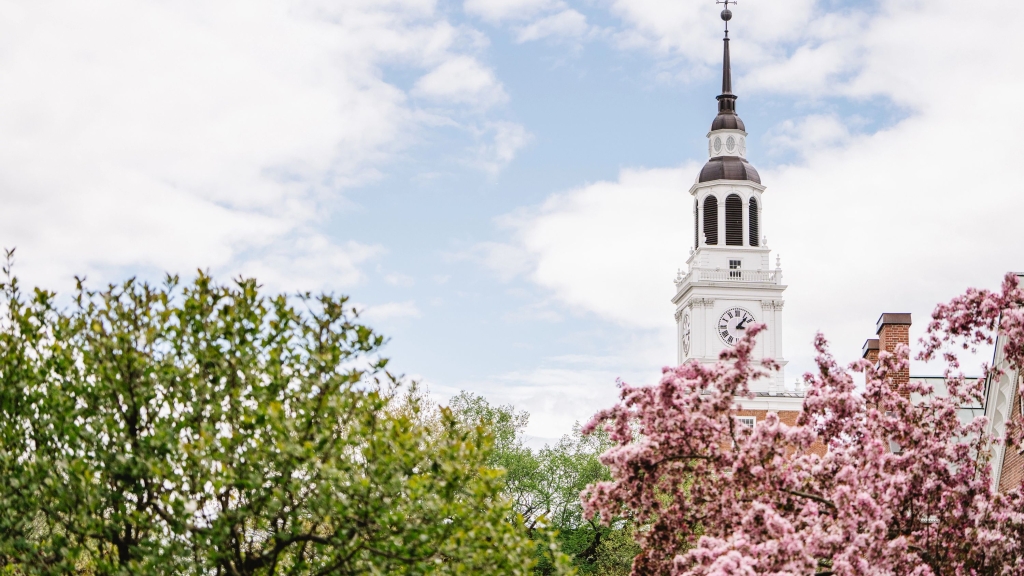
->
<box><xmin>983</xmin><ymin>278</ymin><xmax>1024</xmax><ymax>491</ymax></box>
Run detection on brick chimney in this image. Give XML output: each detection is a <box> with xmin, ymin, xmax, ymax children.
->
<box><xmin>862</xmin><ymin>338</ymin><xmax>880</xmax><ymax>363</ymax></box>
<box><xmin>876</xmin><ymin>313</ymin><xmax>911</xmax><ymax>396</ymax></box>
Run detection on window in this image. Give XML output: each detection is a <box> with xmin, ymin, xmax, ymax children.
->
<box><xmin>732</xmin><ymin>416</ymin><xmax>756</xmax><ymax>448</ymax></box>
<box><xmin>693</xmin><ymin>199</ymin><xmax>699</xmax><ymax>249</ymax></box>
<box><xmin>749</xmin><ymin>197</ymin><xmax>759</xmax><ymax>246</ymax></box>
<box><xmin>703</xmin><ymin>196</ymin><xmax>718</xmax><ymax>245</ymax></box>
<box><xmin>884</xmin><ymin>410</ymin><xmax>902</xmax><ymax>454</ymax></box>
<box><xmin>725</xmin><ymin>194</ymin><xmax>743</xmax><ymax>246</ymax></box>
<box><xmin>729</xmin><ymin>259</ymin><xmax>741</xmax><ymax>278</ymax></box>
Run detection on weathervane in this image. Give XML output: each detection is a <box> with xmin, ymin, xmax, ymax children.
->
<box><xmin>716</xmin><ymin>0</ymin><xmax>736</xmax><ymax>36</ymax></box>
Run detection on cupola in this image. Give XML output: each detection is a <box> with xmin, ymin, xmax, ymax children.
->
<box><xmin>698</xmin><ymin>6</ymin><xmax>759</xmax><ymax>184</ymax></box>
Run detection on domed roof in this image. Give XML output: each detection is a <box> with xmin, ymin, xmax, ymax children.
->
<box><xmin>698</xmin><ymin>155</ymin><xmax>760</xmax><ymax>184</ymax></box>
<box><xmin>711</xmin><ymin>111</ymin><xmax>745</xmax><ymax>131</ymax></box>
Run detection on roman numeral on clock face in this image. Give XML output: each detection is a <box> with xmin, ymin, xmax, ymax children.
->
<box><xmin>718</xmin><ymin>307</ymin><xmax>755</xmax><ymax>347</ymax></box>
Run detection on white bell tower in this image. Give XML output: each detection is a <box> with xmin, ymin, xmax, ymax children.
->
<box><xmin>673</xmin><ymin>4</ymin><xmax>794</xmax><ymax>408</ymax></box>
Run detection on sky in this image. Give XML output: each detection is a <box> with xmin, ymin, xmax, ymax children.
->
<box><xmin>1</xmin><ymin>0</ymin><xmax>1023</xmax><ymax>444</ymax></box>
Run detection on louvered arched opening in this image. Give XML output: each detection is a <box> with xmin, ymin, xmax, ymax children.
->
<box><xmin>693</xmin><ymin>199</ymin><xmax>699</xmax><ymax>248</ymax></box>
<box><xmin>749</xmin><ymin>197</ymin><xmax>759</xmax><ymax>246</ymax></box>
<box><xmin>725</xmin><ymin>194</ymin><xmax>742</xmax><ymax>246</ymax></box>
<box><xmin>702</xmin><ymin>196</ymin><xmax>718</xmax><ymax>246</ymax></box>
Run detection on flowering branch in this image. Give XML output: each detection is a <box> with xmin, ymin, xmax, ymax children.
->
<box><xmin>583</xmin><ymin>284</ymin><xmax>1024</xmax><ymax>575</ymax></box>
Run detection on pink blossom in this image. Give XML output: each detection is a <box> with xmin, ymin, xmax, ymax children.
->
<box><xmin>583</xmin><ymin>277</ymin><xmax>1024</xmax><ymax>575</ymax></box>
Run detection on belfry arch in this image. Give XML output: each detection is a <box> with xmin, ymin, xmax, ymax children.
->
<box><xmin>702</xmin><ymin>196</ymin><xmax>719</xmax><ymax>245</ymax></box>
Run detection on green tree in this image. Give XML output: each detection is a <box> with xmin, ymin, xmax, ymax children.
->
<box><xmin>448</xmin><ymin>393</ymin><xmax>544</xmax><ymax>529</ymax></box>
<box><xmin>532</xmin><ymin>427</ymin><xmax>639</xmax><ymax>576</ymax></box>
<box><xmin>449</xmin><ymin>393</ymin><xmax>639</xmax><ymax>575</ymax></box>
<box><xmin>0</xmin><ymin>257</ymin><xmax>568</xmax><ymax>575</ymax></box>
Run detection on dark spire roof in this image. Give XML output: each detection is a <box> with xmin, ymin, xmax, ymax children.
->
<box><xmin>711</xmin><ymin>3</ymin><xmax>744</xmax><ymax>132</ymax></box>
<box><xmin>721</xmin><ymin>18</ymin><xmax>732</xmax><ymax>95</ymax></box>
<box><xmin>698</xmin><ymin>155</ymin><xmax>760</xmax><ymax>184</ymax></box>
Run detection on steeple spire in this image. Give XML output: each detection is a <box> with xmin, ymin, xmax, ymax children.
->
<box><xmin>711</xmin><ymin>0</ymin><xmax>743</xmax><ymax>131</ymax></box>
<box><xmin>716</xmin><ymin>1</ymin><xmax>737</xmax><ymax>116</ymax></box>
<box><xmin>722</xmin><ymin>33</ymin><xmax>732</xmax><ymax>95</ymax></box>
<box><xmin>720</xmin><ymin>0</ymin><xmax>733</xmax><ymax>94</ymax></box>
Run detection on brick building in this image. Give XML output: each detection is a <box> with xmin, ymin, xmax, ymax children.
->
<box><xmin>859</xmin><ymin>279</ymin><xmax>1024</xmax><ymax>492</ymax></box>
<box><xmin>861</xmin><ymin>313</ymin><xmax>985</xmax><ymax>452</ymax></box>
<box><xmin>858</xmin><ymin>284</ymin><xmax>1023</xmax><ymax>492</ymax></box>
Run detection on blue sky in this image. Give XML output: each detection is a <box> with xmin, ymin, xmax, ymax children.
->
<box><xmin>1</xmin><ymin>0</ymin><xmax>1022</xmax><ymax>442</ymax></box>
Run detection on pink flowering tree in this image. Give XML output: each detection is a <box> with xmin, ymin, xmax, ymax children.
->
<box><xmin>582</xmin><ymin>273</ymin><xmax>1024</xmax><ymax>575</ymax></box>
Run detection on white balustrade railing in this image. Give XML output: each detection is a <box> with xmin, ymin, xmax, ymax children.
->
<box><xmin>676</xmin><ymin>267</ymin><xmax>781</xmax><ymax>285</ymax></box>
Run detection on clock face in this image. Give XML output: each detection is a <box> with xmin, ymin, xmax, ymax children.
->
<box><xmin>718</xmin><ymin>307</ymin><xmax>755</xmax><ymax>346</ymax></box>
<box><xmin>681</xmin><ymin>312</ymin><xmax>691</xmax><ymax>356</ymax></box>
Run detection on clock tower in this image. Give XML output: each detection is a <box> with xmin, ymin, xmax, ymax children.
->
<box><xmin>673</xmin><ymin>5</ymin><xmax>794</xmax><ymax>409</ymax></box>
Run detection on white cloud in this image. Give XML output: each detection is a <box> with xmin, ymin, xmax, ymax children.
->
<box><xmin>486</xmin><ymin>366</ymin><xmax>628</xmax><ymax>440</ymax></box>
<box><xmin>475</xmin><ymin>121</ymin><xmax>532</xmax><ymax>173</ymax></box>
<box><xmin>491</xmin><ymin>122</ymin><xmax>532</xmax><ymax>162</ymax></box>
<box><xmin>481</xmin><ymin>1</ymin><xmax>1024</xmax><ymax>386</ymax></box>
<box><xmin>359</xmin><ymin>300</ymin><xmax>422</xmax><ymax>322</ymax></box>
<box><xmin>236</xmin><ymin>236</ymin><xmax>385</xmax><ymax>293</ymax></box>
<box><xmin>474</xmin><ymin>241</ymin><xmax>534</xmax><ymax>282</ymax></box>
<box><xmin>464</xmin><ymin>0</ymin><xmax>561</xmax><ymax>23</ymax></box>
<box><xmin>482</xmin><ymin>166</ymin><xmax>693</xmax><ymax>328</ymax></box>
<box><xmin>516</xmin><ymin>9</ymin><xmax>589</xmax><ymax>43</ymax></box>
<box><xmin>765</xmin><ymin>114</ymin><xmax>850</xmax><ymax>158</ymax></box>
<box><xmin>501</xmin><ymin>298</ymin><xmax>563</xmax><ymax>323</ymax></box>
<box><xmin>433</xmin><ymin>330</ymin><xmax>674</xmax><ymax>441</ymax></box>
<box><xmin>384</xmin><ymin>272</ymin><xmax>416</xmax><ymax>287</ymax></box>
<box><xmin>413</xmin><ymin>55</ymin><xmax>509</xmax><ymax>108</ymax></box>
<box><xmin>604</xmin><ymin>0</ymin><xmax>871</xmax><ymax>94</ymax></box>
<box><xmin>0</xmin><ymin>0</ymin><xmax>513</xmax><ymax>290</ymax></box>
<box><xmin>607</xmin><ymin>0</ymin><xmax>724</xmax><ymax>57</ymax></box>
<box><xmin>604</xmin><ymin>1</ymin><xmax>1024</xmax><ymax>111</ymax></box>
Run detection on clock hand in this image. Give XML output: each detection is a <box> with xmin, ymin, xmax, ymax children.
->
<box><xmin>736</xmin><ymin>318</ymin><xmax>749</xmax><ymax>330</ymax></box>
